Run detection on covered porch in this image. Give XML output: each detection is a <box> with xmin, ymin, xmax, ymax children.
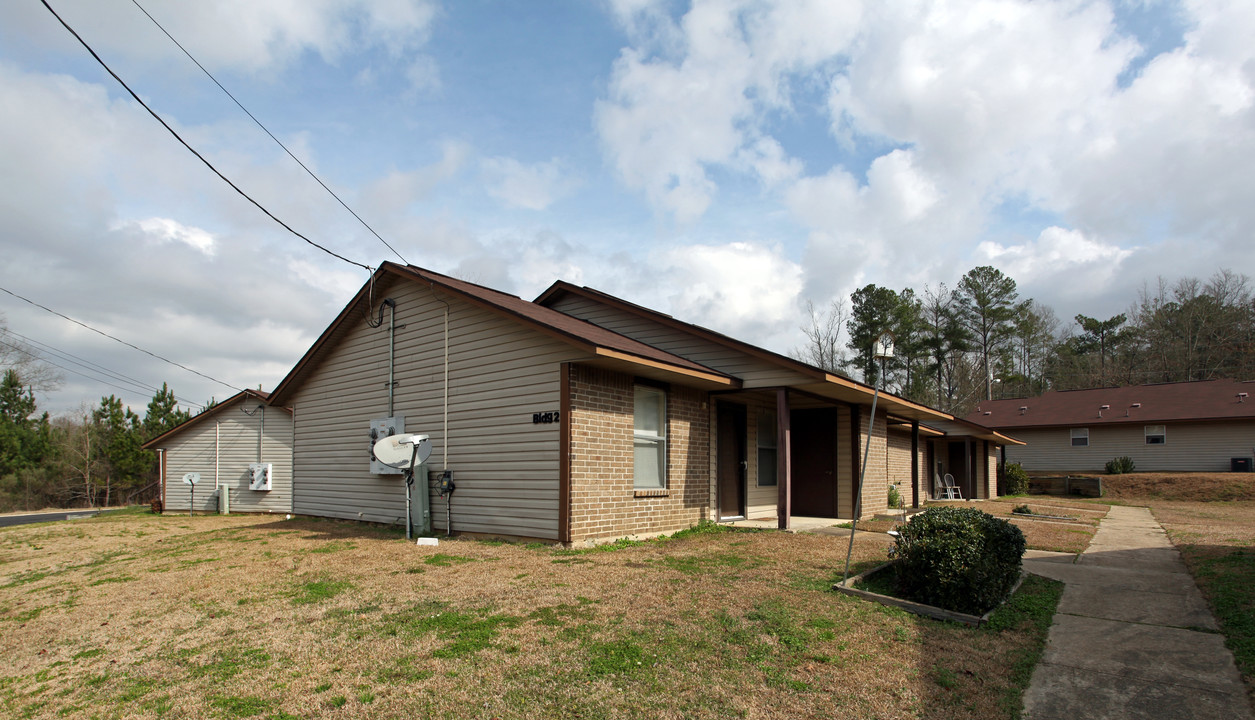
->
<box><xmin>709</xmin><ymin>384</ymin><xmax>945</xmax><ymax>529</ymax></box>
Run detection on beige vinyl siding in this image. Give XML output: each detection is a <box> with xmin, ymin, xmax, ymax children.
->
<box><xmin>548</xmin><ymin>295</ymin><xmax>814</xmax><ymax>388</ymax></box>
<box><xmin>289</xmin><ymin>277</ymin><xmax>589</xmax><ymax>540</ymax></box>
<box><xmin>160</xmin><ymin>398</ymin><xmax>293</xmax><ymax>514</ymax></box>
<box><xmin>1004</xmin><ymin>420</ymin><xmax>1255</xmax><ymax>472</ymax></box>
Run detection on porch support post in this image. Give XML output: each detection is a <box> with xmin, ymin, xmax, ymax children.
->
<box><xmin>850</xmin><ymin>405</ymin><xmax>861</xmax><ymax>518</ymax></box>
<box><xmin>910</xmin><ymin>420</ymin><xmax>920</xmax><ymax>508</ymax></box>
<box><xmin>776</xmin><ymin>389</ymin><xmax>791</xmax><ymax>530</ymax></box>
<box><xmin>964</xmin><ymin>436</ymin><xmax>972</xmax><ymax>499</ymax></box>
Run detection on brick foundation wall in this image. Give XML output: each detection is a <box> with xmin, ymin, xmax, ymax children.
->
<box><xmin>567</xmin><ymin>364</ymin><xmax>710</xmax><ymax>544</ymax></box>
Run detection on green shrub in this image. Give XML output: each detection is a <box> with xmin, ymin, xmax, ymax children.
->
<box><xmin>886</xmin><ymin>484</ymin><xmax>903</xmax><ymax>510</ymax></box>
<box><xmin>1003</xmin><ymin>462</ymin><xmax>1030</xmax><ymax>495</ymax></box>
<box><xmin>1105</xmin><ymin>456</ymin><xmax>1136</xmax><ymax>474</ymax></box>
<box><xmin>890</xmin><ymin>506</ymin><xmax>1026</xmax><ymax>615</ymax></box>
<box><xmin>1012</xmin><ymin>504</ymin><xmax>1033</xmax><ymax>515</ymax></box>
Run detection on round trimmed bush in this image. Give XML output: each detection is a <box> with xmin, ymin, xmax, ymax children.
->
<box><xmin>1002</xmin><ymin>462</ymin><xmax>1030</xmax><ymax>495</ymax></box>
<box><xmin>891</xmin><ymin>506</ymin><xmax>1026</xmax><ymax>615</ymax></box>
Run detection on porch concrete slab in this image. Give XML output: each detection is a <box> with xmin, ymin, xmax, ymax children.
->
<box><xmin>1056</xmin><ymin>584</ymin><xmax>1219</xmax><ymax>629</ymax></box>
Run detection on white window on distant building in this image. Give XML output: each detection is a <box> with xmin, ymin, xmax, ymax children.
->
<box><xmin>757</xmin><ymin>411</ymin><xmax>777</xmax><ymax>487</ymax></box>
<box><xmin>1070</xmin><ymin>428</ymin><xmax>1089</xmax><ymax>447</ymax></box>
<box><xmin>1145</xmin><ymin>425</ymin><xmax>1166</xmax><ymax>445</ymax></box>
<box><xmin>633</xmin><ymin>385</ymin><xmax>667</xmax><ymax>489</ymax></box>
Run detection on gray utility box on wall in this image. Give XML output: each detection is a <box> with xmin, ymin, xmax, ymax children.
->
<box><xmin>369</xmin><ymin>416</ymin><xmax>405</xmax><ymax>474</ymax></box>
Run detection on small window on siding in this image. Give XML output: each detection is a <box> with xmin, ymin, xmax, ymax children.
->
<box><xmin>1070</xmin><ymin>428</ymin><xmax>1089</xmax><ymax>447</ymax></box>
<box><xmin>633</xmin><ymin>386</ymin><xmax>666</xmax><ymax>489</ymax></box>
<box><xmin>1145</xmin><ymin>425</ymin><xmax>1166</xmax><ymax>445</ymax></box>
<box><xmin>757</xmin><ymin>411</ymin><xmax>777</xmax><ymax>487</ymax></box>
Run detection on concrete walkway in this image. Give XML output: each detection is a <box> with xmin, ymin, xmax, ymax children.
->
<box><xmin>1022</xmin><ymin>505</ymin><xmax>1253</xmax><ymax>720</ymax></box>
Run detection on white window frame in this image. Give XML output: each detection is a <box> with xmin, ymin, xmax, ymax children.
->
<box><xmin>757</xmin><ymin>410</ymin><xmax>777</xmax><ymax>487</ymax></box>
<box><xmin>633</xmin><ymin>385</ymin><xmax>667</xmax><ymax>489</ymax></box>
<box><xmin>1145</xmin><ymin>425</ymin><xmax>1166</xmax><ymax>445</ymax></box>
<box><xmin>1070</xmin><ymin>428</ymin><xmax>1089</xmax><ymax>447</ymax></box>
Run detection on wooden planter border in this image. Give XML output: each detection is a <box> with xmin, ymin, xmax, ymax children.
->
<box><xmin>834</xmin><ymin>563</ymin><xmax>1027</xmax><ymax>627</ymax></box>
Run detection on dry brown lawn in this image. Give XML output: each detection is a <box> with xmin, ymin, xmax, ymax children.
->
<box><xmin>860</xmin><ymin>499</ymin><xmax>1108</xmax><ymax>554</ymax></box>
<box><xmin>0</xmin><ymin>509</ymin><xmax>1058</xmax><ymax>720</ymax></box>
<box><xmin>1098</xmin><ymin>472</ymin><xmax>1255</xmax><ymax>502</ymax></box>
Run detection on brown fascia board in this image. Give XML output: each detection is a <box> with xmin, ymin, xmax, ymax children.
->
<box><xmin>536</xmin><ymin>281</ymin><xmax>951</xmax><ymax>421</ymax></box>
<box><xmin>268</xmin><ymin>264</ymin><xmax>736</xmax><ymax>406</ymax></box>
<box><xmin>141</xmin><ymin>389</ymin><xmax>275</xmax><ymax>449</ymax></box>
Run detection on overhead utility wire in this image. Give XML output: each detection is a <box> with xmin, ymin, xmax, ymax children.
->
<box><xmin>1</xmin><ymin>328</ymin><xmax>203</xmax><ymax>408</ymax></box>
<box><xmin>0</xmin><ymin>337</ymin><xmax>188</xmax><ymax>406</ymax></box>
<box><xmin>129</xmin><ymin>0</ymin><xmax>408</xmax><ymax>267</ymax></box>
<box><xmin>0</xmin><ymin>285</ymin><xmax>242</xmax><ymax>394</ymax></box>
<box><xmin>40</xmin><ymin>0</ymin><xmax>372</xmax><ymax>273</ymax></box>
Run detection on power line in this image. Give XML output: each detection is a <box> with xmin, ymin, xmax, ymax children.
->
<box><xmin>129</xmin><ymin>0</ymin><xmax>409</xmax><ymax>266</ymax></box>
<box><xmin>39</xmin><ymin>0</ymin><xmax>373</xmax><ymax>274</ymax></box>
<box><xmin>0</xmin><ymin>337</ymin><xmax>199</xmax><ymax>409</ymax></box>
<box><xmin>0</xmin><ymin>285</ymin><xmax>242</xmax><ymax>394</ymax></box>
<box><xmin>1</xmin><ymin>327</ymin><xmax>203</xmax><ymax>409</ymax></box>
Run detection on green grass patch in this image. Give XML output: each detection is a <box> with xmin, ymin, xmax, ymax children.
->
<box><xmin>88</xmin><ymin>575</ymin><xmax>135</xmax><ymax>587</ymax></box>
<box><xmin>379</xmin><ymin>600</ymin><xmax>523</xmax><ymax>657</ymax></box>
<box><xmin>326</xmin><ymin>695</ymin><xmax>347</xmax><ymax>708</ymax></box>
<box><xmin>661</xmin><ymin>552</ymin><xmax>761</xmax><ymax>576</ymax></box>
<box><xmin>71</xmin><ymin>648</ymin><xmax>104</xmax><ymax>660</ymax></box>
<box><xmin>422</xmin><ymin>553</ymin><xmax>477</xmax><ymax>567</ymax></box>
<box><xmin>290</xmin><ymin>579</ymin><xmax>351</xmax><ymax>605</ymax></box>
<box><xmin>306</xmin><ymin>540</ymin><xmax>356</xmax><ymax>554</ymax></box>
<box><xmin>377</xmin><ymin>656</ymin><xmax>433</xmax><ymax>683</ymax></box>
<box><xmin>210</xmin><ymin>694</ymin><xmax>274</xmax><ymax>718</ymax></box>
<box><xmin>981</xmin><ymin>574</ymin><xmax>1065</xmax><ymax>717</ymax></box>
<box><xmin>583</xmin><ymin>636</ymin><xmax>649</xmax><ymax>678</ymax></box>
<box><xmin>190</xmin><ymin>647</ymin><xmax>273</xmax><ymax>681</ymax></box>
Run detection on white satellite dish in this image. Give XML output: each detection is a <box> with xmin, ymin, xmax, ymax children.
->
<box><xmin>182</xmin><ymin>472</ymin><xmax>200</xmax><ymax>486</ymax></box>
<box><xmin>372</xmin><ymin>433</ymin><xmax>431</xmax><ymax>470</ymax></box>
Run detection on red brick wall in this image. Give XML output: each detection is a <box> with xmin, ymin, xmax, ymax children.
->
<box><xmin>567</xmin><ymin>364</ymin><xmax>710</xmax><ymax>544</ymax></box>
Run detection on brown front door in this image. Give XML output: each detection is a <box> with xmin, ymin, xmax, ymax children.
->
<box><xmin>717</xmin><ymin>403</ymin><xmax>746</xmax><ymax>519</ymax></box>
<box><xmin>791</xmin><ymin>408</ymin><xmax>839</xmax><ymax>517</ymax></box>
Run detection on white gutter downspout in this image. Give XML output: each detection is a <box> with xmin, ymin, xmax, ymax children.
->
<box><xmin>215</xmin><ymin>420</ymin><xmax>220</xmax><ymax>493</ymax></box>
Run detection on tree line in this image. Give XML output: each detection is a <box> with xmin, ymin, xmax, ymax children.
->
<box><xmin>0</xmin><ymin>357</ymin><xmax>199</xmax><ymax>512</ymax></box>
<box><xmin>793</xmin><ymin>267</ymin><xmax>1255</xmax><ymax>415</ymax></box>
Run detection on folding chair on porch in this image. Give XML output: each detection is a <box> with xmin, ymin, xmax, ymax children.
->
<box><xmin>941</xmin><ymin>473</ymin><xmax>964</xmax><ymax>500</ymax></box>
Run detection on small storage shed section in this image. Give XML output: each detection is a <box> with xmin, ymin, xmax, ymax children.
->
<box><xmin>143</xmin><ymin>389</ymin><xmax>293</xmax><ymax>514</ymax></box>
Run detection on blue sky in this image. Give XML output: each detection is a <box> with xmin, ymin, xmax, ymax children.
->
<box><xmin>1</xmin><ymin>0</ymin><xmax>1253</xmax><ymax>415</ymax></box>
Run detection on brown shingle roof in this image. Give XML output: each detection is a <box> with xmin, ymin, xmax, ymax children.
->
<box><xmin>965</xmin><ymin>379</ymin><xmax>1255</xmax><ymax>429</ymax></box>
<box><xmin>267</xmin><ymin>263</ymin><xmax>737</xmax><ymax>405</ymax></box>
<box><xmin>141</xmin><ymin>389</ymin><xmax>273</xmax><ymax>449</ymax></box>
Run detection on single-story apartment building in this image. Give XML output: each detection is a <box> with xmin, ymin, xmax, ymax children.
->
<box><xmin>965</xmin><ymin>379</ymin><xmax>1255</xmax><ymax>473</ymax></box>
<box><xmin>266</xmin><ymin>262</ymin><xmax>1018</xmax><ymax>544</ymax></box>
<box><xmin>143</xmin><ymin>389</ymin><xmax>293</xmax><ymax>514</ymax></box>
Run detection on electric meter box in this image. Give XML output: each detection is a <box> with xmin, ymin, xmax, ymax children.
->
<box><xmin>369</xmin><ymin>416</ymin><xmax>405</xmax><ymax>474</ymax></box>
<box><xmin>248</xmin><ymin>463</ymin><xmax>273</xmax><ymax>491</ymax></box>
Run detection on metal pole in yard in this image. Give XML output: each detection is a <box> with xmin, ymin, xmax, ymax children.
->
<box><xmin>843</xmin><ymin>331</ymin><xmax>894</xmax><ymax>585</ymax></box>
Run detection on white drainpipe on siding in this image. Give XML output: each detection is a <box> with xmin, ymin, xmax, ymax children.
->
<box><xmin>215</xmin><ymin>420</ymin><xmax>220</xmax><ymax>494</ymax></box>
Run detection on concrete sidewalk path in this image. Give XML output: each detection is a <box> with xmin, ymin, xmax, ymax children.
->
<box><xmin>1022</xmin><ymin>505</ymin><xmax>1253</xmax><ymax>720</ymax></box>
